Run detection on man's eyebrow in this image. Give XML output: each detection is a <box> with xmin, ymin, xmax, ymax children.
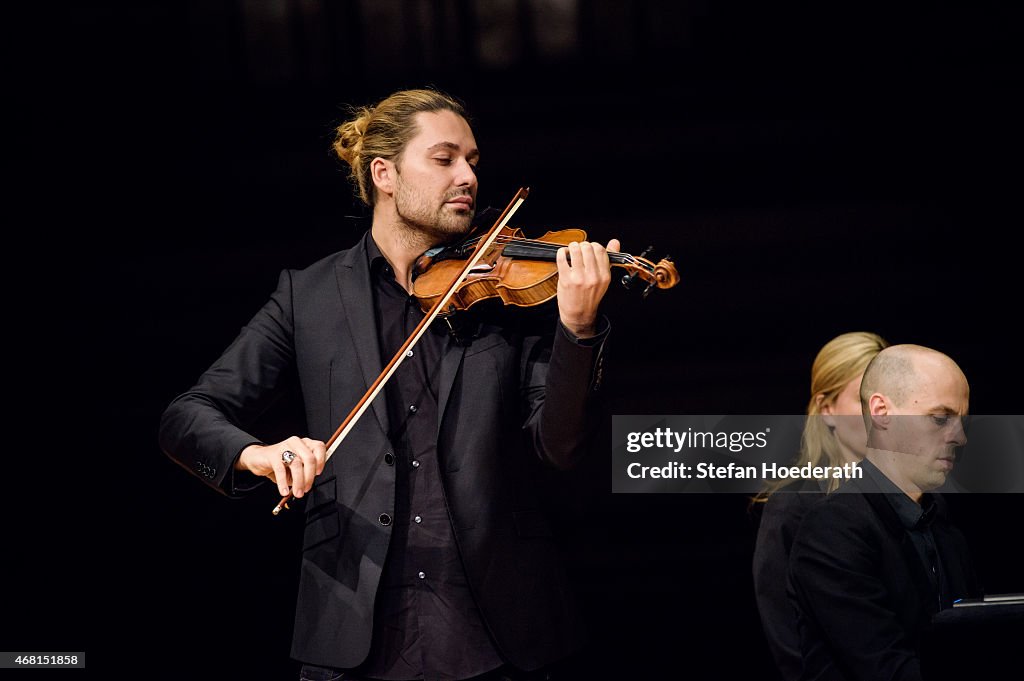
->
<box><xmin>427</xmin><ymin>142</ymin><xmax>480</xmax><ymax>158</ymax></box>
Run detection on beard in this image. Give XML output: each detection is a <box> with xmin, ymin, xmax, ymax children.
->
<box><xmin>394</xmin><ymin>176</ymin><xmax>475</xmax><ymax>246</ymax></box>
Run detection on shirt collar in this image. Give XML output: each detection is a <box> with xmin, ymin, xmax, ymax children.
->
<box><xmin>365</xmin><ymin>234</ymin><xmax>395</xmax><ymax>280</ymax></box>
<box><xmin>861</xmin><ymin>457</ymin><xmax>938</xmax><ymax>531</ymax></box>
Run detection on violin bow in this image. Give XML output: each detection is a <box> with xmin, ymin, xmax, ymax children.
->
<box><xmin>273</xmin><ymin>187</ymin><xmax>530</xmax><ymax>514</ymax></box>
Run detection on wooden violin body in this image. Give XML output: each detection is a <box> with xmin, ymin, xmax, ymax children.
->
<box><xmin>412</xmin><ymin>225</ymin><xmax>679</xmax><ymax>315</ymax></box>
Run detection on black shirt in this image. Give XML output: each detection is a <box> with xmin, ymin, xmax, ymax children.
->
<box><xmin>351</xmin><ymin>237</ymin><xmax>504</xmax><ymax>680</ymax></box>
<box><xmin>861</xmin><ymin>458</ymin><xmax>950</xmax><ymax>611</ymax></box>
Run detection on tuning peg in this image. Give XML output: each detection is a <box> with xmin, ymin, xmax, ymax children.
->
<box><xmin>620</xmin><ymin>245</ymin><xmax>655</xmax><ymax>289</ymax></box>
<box><xmin>642</xmin><ymin>254</ymin><xmax>673</xmax><ymax>299</ymax></box>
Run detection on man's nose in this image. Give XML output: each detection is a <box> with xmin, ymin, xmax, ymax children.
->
<box><xmin>454</xmin><ymin>158</ymin><xmax>477</xmax><ymax>188</ymax></box>
<box><xmin>949</xmin><ymin>417</ymin><xmax>968</xmax><ymax>446</ymax></box>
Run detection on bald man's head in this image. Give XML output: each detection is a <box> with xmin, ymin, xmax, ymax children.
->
<box><xmin>860</xmin><ymin>345</ymin><xmax>968</xmax><ymax>416</ymax></box>
<box><xmin>859</xmin><ymin>344</ymin><xmax>970</xmax><ymax>498</ymax></box>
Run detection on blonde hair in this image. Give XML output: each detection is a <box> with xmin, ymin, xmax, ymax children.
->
<box><xmin>754</xmin><ymin>331</ymin><xmax>889</xmax><ymax>501</ymax></box>
<box><xmin>332</xmin><ymin>88</ymin><xmax>467</xmax><ymax>206</ymax></box>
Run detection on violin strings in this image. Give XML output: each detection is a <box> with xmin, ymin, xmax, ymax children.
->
<box><xmin>458</xmin><ymin>235</ymin><xmax>650</xmax><ymax>269</ymax></box>
<box><xmin>500</xmin><ymin>242</ymin><xmax>648</xmax><ymax>269</ymax></box>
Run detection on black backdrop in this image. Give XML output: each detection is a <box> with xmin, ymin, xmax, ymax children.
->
<box><xmin>12</xmin><ymin>1</ymin><xmax>1021</xmax><ymax>677</ymax></box>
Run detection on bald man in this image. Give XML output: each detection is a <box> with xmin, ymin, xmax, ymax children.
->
<box><xmin>788</xmin><ymin>345</ymin><xmax>979</xmax><ymax>681</ymax></box>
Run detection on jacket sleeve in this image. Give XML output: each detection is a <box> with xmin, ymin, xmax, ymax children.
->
<box><xmin>519</xmin><ymin>314</ymin><xmax>609</xmax><ymax>471</ymax></box>
<box><xmin>789</xmin><ymin>501</ymin><xmax>923</xmax><ymax>681</ymax></box>
<box><xmin>158</xmin><ymin>270</ymin><xmax>297</xmax><ymax>497</ymax></box>
<box><xmin>752</xmin><ymin>493</ymin><xmax>812</xmax><ymax>680</ymax></box>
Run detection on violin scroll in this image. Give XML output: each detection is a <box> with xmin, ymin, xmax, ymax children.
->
<box><xmin>618</xmin><ymin>245</ymin><xmax>679</xmax><ymax>299</ymax></box>
<box><xmin>646</xmin><ymin>257</ymin><xmax>679</xmax><ymax>298</ymax></box>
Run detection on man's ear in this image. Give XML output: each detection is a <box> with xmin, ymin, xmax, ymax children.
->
<box><xmin>868</xmin><ymin>393</ymin><xmax>890</xmax><ymax>430</ymax></box>
<box><xmin>370</xmin><ymin>157</ymin><xmax>395</xmax><ymax>197</ymax></box>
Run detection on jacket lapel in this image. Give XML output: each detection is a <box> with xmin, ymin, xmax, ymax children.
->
<box><xmin>334</xmin><ymin>234</ymin><xmax>389</xmax><ymax>438</ymax></box>
<box><xmin>437</xmin><ymin>338</ymin><xmax>466</xmax><ymax>431</ymax></box>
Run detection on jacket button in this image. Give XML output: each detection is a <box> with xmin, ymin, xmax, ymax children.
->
<box><xmin>379</xmin><ymin>513</ymin><xmax>392</xmax><ymax>526</ymax></box>
<box><xmin>384</xmin><ymin>452</ymin><xmax>395</xmax><ymax>466</ymax></box>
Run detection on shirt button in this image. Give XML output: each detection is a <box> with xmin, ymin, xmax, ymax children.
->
<box><xmin>384</xmin><ymin>452</ymin><xmax>395</xmax><ymax>466</ymax></box>
<box><xmin>418</xmin><ymin>571</ymin><xmax>426</xmax><ymax>580</ymax></box>
<box><xmin>414</xmin><ymin>515</ymin><xmax>422</xmax><ymax>524</ymax></box>
<box><xmin>411</xmin><ymin>460</ymin><xmax>420</xmax><ymax>468</ymax></box>
<box><xmin>378</xmin><ymin>513</ymin><xmax>392</xmax><ymax>526</ymax></box>
<box><xmin>409</xmin><ymin>405</ymin><xmax>418</xmax><ymax>413</ymax></box>
<box><xmin>406</xmin><ymin>349</ymin><xmax>414</xmax><ymax>357</ymax></box>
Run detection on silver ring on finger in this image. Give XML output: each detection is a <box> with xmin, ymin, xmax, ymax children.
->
<box><xmin>282</xmin><ymin>450</ymin><xmax>296</xmax><ymax>465</ymax></box>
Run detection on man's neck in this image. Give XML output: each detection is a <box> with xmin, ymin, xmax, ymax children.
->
<box><xmin>370</xmin><ymin>217</ymin><xmax>436</xmax><ymax>293</ymax></box>
<box><xmin>865</xmin><ymin>449</ymin><xmax>924</xmax><ymax>503</ymax></box>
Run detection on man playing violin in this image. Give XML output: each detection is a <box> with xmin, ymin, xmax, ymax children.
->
<box><xmin>159</xmin><ymin>88</ymin><xmax>619</xmax><ymax>680</ymax></box>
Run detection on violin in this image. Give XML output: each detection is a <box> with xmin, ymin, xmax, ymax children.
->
<box><xmin>411</xmin><ymin>226</ymin><xmax>679</xmax><ymax>316</ymax></box>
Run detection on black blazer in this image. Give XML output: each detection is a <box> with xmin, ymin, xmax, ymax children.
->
<box><xmin>752</xmin><ymin>480</ymin><xmax>823</xmax><ymax>681</ymax></box>
<box><xmin>159</xmin><ymin>232</ymin><xmax>608</xmax><ymax>670</ymax></box>
<box><xmin>788</xmin><ymin>476</ymin><xmax>978</xmax><ymax>681</ymax></box>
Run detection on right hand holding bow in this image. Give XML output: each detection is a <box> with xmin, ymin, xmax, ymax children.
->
<box><xmin>235</xmin><ymin>436</ymin><xmax>326</xmax><ymax>498</ymax></box>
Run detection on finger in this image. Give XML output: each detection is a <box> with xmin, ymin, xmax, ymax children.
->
<box><xmin>303</xmin><ymin>438</ymin><xmax>327</xmax><ymax>476</ymax></box>
<box><xmin>592</xmin><ymin>242</ymin><xmax>612</xmax><ymax>285</ymax></box>
<box><xmin>299</xmin><ymin>444</ymin><xmax>317</xmax><ymax>493</ymax></box>
<box><xmin>591</xmin><ymin>240</ymin><xmax>609</xmax><ymax>265</ymax></box>
<box><xmin>606</xmin><ymin>238</ymin><xmax>621</xmax><ymax>253</ymax></box>
<box><xmin>567</xmin><ymin>242</ymin><xmax>583</xmax><ymax>274</ymax></box>
<box><xmin>288</xmin><ymin>456</ymin><xmax>307</xmax><ymax>498</ymax></box>
<box><xmin>289</xmin><ymin>438</ymin><xmax>316</xmax><ymax>495</ymax></box>
<box><xmin>271</xmin><ymin>458</ymin><xmax>290</xmax><ymax>497</ymax></box>
<box><xmin>556</xmin><ymin>245</ymin><xmax>570</xmax><ymax>276</ymax></box>
<box><xmin>578</xmin><ymin>241</ymin><xmax>600</xmax><ymax>278</ymax></box>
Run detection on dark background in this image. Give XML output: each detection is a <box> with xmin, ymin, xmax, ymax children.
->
<box><xmin>13</xmin><ymin>0</ymin><xmax>1021</xmax><ymax>677</ymax></box>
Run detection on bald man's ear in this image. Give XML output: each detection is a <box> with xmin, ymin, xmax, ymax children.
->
<box><xmin>370</xmin><ymin>157</ymin><xmax>395</xmax><ymax>197</ymax></box>
<box><xmin>868</xmin><ymin>393</ymin><xmax>890</xmax><ymax>431</ymax></box>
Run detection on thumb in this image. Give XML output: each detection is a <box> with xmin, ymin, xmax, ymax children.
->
<box><xmin>606</xmin><ymin>238</ymin><xmax>621</xmax><ymax>253</ymax></box>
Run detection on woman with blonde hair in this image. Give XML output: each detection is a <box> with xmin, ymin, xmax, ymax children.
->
<box><xmin>752</xmin><ymin>331</ymin><xmax>889</xmax><ymax>680</ymax></box>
